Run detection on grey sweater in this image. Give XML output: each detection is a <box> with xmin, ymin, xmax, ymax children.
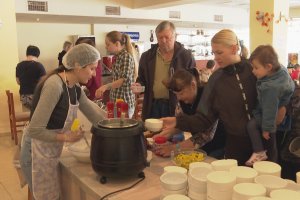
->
<box><xmin>27</xmin><ymin>75</ymin><xmax>105</xmax><ymax>141</ymax></box>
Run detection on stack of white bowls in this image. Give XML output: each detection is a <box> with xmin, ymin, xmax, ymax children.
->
<box><xmin>164</xmin><ymin>166</ymin><xmax>188</xmax><ymax>175</ymax></box>
<box><xmin>230</xmin><ymin>166</ymin><xmax>258</xmax><ymax>183</ymax></box>
<box><xmin>162</xmin><ymin>194</ymin><xmax>191</xmax><ymax>200</ymax></box>
<box><xmin>253</xmin><ymin>161</ymin><xmax>281</xmax><ymax>177</ymax></box>
<box><xmin>254</xmin><ymin>175</ymin><xmax>288</xmax><ymax>196</ymax></box>
<box><xmin>189</xmin><ymin>162</ymin><xmax>211</xmax><ymax>171</ymax></box>
<box><xmin>160</xmin><ymin>172</ymin><xmax>188</xmax><ymax>198</ymax></box>
<box><xmin>211</xmin><ymin>159</ymin><xmax>238</xmax><ymax>171</ymax></box>
<box><xmin>188</xmin><ymin>164</ymin><xmax>213</xmax><ymax>200</ymax></box>
<box><xmin>232</xmin><ymin>183</ymin><xmax>267</xmax><ymax>200</ymax></box>
<box><xmin>270</xmin><ymin>189</ymin><xmax>300</xmax><ymax>200</ymax></box>
<box><xmin>206</xmin><ymin>171</ymin><xmax>236</xmax><ymax>200</ymax></box>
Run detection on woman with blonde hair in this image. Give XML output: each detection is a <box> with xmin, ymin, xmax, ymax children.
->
<box><xmin>95</xmin><ymin>31</ymin><xmax>137</xmax><ymax>118</ymax></box>
<box><xmin>161</xmin><ymin>29</ymin><xmax>257</xmax><ymax>165</ymax></box>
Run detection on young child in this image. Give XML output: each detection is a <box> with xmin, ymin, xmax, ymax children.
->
<box><xmin>246</xmin><ymin>45</ymin><xmax>295</xmax><ymax>166</ymax></box>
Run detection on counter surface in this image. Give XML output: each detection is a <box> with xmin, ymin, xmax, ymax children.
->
<box><xmin>60</xmin><ymin>149</ymin><xmax>215</xmax><ymax>200</ymax></box>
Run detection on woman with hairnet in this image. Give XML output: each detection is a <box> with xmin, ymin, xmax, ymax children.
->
<box><xmin>20</xmin><ymin>44</ymin><xmax>105</xmax><ymax>200</ymax></box>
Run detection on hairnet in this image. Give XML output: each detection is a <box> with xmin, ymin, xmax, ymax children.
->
<box><xmin>62</xmin><ymin>43</ymin><xmax>100</xmax><ymax>69</ymax></box>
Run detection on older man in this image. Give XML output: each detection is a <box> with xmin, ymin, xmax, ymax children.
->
<box><xmin>135</xmin><ymin>21</ymin><xmax>196</xmax><ymax>120</ymax></box>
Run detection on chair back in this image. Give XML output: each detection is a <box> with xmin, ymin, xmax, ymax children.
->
<box><xmin>5</xmin><ymin>90</ymin><xmax>30</xmax><ymax>145</ymax></box>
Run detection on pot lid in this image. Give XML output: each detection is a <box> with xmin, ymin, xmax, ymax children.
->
<box><xmin>97</xmin><ymin>118</ymin><xmax>138</xmax><ymax>129</ymax></box>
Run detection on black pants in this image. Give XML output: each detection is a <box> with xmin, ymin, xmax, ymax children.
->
<box><xmin>247</xmin><ymin>118</ymin><xmax>278</xmax><ymax>163</ymax></box>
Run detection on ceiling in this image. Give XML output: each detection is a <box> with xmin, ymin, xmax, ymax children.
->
<box><xmin>16</xmin><ymin>0</ymin><xmax>300</xmax><ymax>28</ymax></box>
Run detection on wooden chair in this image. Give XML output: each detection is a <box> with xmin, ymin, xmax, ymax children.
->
<box><xmin>6</xmin><ymin>90</ymin><xmax>30</xmax><ymax>145</ymax></box>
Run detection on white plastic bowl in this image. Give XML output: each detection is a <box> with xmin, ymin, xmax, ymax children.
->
<box><xmin>254</xmin><ymin>175</ymin><xmax>287</xmax><ymax>195</ymax></box>
<box><xmin>160</xmin><ymin>172</ymin><xmax>188</xmax><ymax>191</ymax></box>
<box><xmin>230</xmin><ymin>166</ymin><xmax>258</xmax><ymax>183</ymax></box>
<box><xmin>164</xmin><ymin>166</ymin><xmax>187</xmax><ymax>174</ymax></box>
<box><xmin>270</xmin><ymin>189</ymin><xmax>300</xmax><ymax>200</ymax></box>
<box><xmin>207</xmin><ymin>171</ymin><xmax>236</xmax><ymax>192</ymax></box>
<box><xmin>68</xmin><ymin>136</ymin><xmax>91</xmax><ymax>163</ymax></box>
<box><xmin>211</xmin><ymin>159</ymin><xmax>238</xmax><ymax>171</ymax></box>
<box><xmin>145</xmin><ymin>118</ymin><xmax>163</xmax><ymax>132</ymax></box>
<box><xmin>188</xmin><ymin>166</ymin><xmax>213</xmax><ymax>192</ymax></box>
<box><xmin>232</xmin><ymin>183</ymin><xmax>266</xmax><ymax>200</ymax></box>
<box><xmin>253</xmin><ymin>161</ymin><xmax>281</xmax><ymax>177</ymax></box>
<box><xmin>189</xmin><ymin>162</ymin><xmax>212</xmax><ymax>171</ymax></box>
<box><xmin>161</xmin><ymin>187</ymin><xmax>187</xmax><ymax>196</ymax></box>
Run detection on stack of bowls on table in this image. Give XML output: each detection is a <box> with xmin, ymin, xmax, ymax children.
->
<box><xmin>188</xmin><ymin>164</ymin><xmax>213</xmax><ymax>200</ymax></box>
<box><xmin>164</xmin><ymin>166</ymin><xmax>188</xmax><ymax>175</ymax></box>
<box><xmin>232</xmin><ymin>183</ymin><xmax>267</xmax><ymax>200</ymax></box>
<box><xmin>188</xmin><ymin>162</ymin><xmax>211</xmax><ymax>172</ymax></box>
<box><xmin>230</xmin><ymin>166</ymin><xmax>258</xmax><ymax>183</ymax></box>
<box><xmin>253</xmin><ymin>161</ymin><xmax>281</xmax><ymax>177</ymax></box>
<box><xmin>206</xmin><ymin>171</ymin><xmax>236</xmax><ymax>200</ymax></box>
<box><xmin>160</xmin><ymin>172</ymin><xmax>188</xmax><ymax>198</ymax></box>
<box><xmin>254</xmin><ymin>175</ymin><xmax>288</xmax><ymax>196</ymax></box>
<box><xmin>270</xmin><ymin>189</ymin><xmax>300</xmax><ymax>200</ymax></box>
<box><xmin>211</xmin><ymin>159</ymin><xmax>238</xmax><ymax>171</ymax></box>
<box><xmin>162</xmin><ymin>194</ymin><xmax>191</xmax><ymax>200</ymax></box>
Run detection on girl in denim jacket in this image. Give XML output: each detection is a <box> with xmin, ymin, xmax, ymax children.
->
<box><xmin>246</xmin><ymin>45</ymin><xmax>295</xmax><ymax>166</ymax></box>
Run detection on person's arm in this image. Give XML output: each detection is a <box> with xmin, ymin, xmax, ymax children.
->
<box><xmin>154</xmin><ymin>139</ymin><xmax>195</xmax><ymax>157</ymax></box>
<box><xmin>260</xmin><ymin>87</ymin><xmax>279</xmax><ymax>133</ymax></box>
<box><xmin>27</xmin><ymin>76</ymin><xmax>65</xmax><ymax>141</ymax></box>
<box><xmin>79</xmin><ymin>88</ymin><xmax>106</xmax><ymax>124</ymax></box>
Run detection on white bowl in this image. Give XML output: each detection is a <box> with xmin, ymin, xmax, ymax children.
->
<box><xmin>188</xmin><ymin>189</ymin><xmax>206</xmax><ymax>200</ymax></box>
<box><xmin>232</xmin><ymin>183</ymin><xmax>266</xmax><ymax>200</ymax></box>
<box><xmin>254</xmin><ymin>175</ymin><xmax>288</xmax><ymax>195</ymax></box>
<box><xmin>211</xmin><ymin>159</ymin><xmax>237</xmax><ymax>171</ymax></box>
<box><xmin>230</xmin><ymin>166</ymin><xmax>258</xmax><ymax>183</ymax></box>
<box><xmin>68</xmin><ymin>136</ymin><xmax>91</xmax><ymax>163</ymax></box>
<box><xmin>188</xmin><ymin>166</ymin><xmax>213</xmax><ymax>191</ymax></box>
<box><xmin>160</xmin><ymin>172</ymin><xmax>188</xmax><ymax>191</ymax></box>
<box><xmin>145</xmin><ymin>118</ymin><xmax>163</xmax><ymax>132</ymax></box>
<box><xmin>285</xmin><ymin>181</ymin><xmax>300</xmax><ymax>192</ymax></box>
<box><xmin>163</xmin><ymin>194</ymin><xmax>190</xmax><ymax>200</ymax></box>
<box><xmin>164</xmin><ymin>166</ymin><xmax>187</xmax><ymax>174</ymax></box>
<box><xmin>161</xmin><ymin>187</ymin><xmax>187</xmax><ymax>196</ymax></box>
<box><xmin>206</xmin><ymin>171</ymin><xmax>236</xmax><ymax>191</ymax></box>
<box><xmin>253</xmin><ymin>161</ymin><xmax>281</xmax><ymax>177</ymax></box>
<box><xmin>270</xmin><ymin>189</ymin><xmax>300</xmax><ymax>200</ymax></box>
<box><xmin>189</xmin><ymin>162</ymin><xmax>212</xmax><ymax>171</ymax></box>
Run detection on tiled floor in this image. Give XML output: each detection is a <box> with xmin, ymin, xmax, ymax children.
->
<box><xmin>0</xmin><ymin>133</ymin><xmax>28</xmax><ymax>200</ymax></box>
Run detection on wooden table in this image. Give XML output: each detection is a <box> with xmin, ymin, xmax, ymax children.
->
<box><xmin>59</xmin><ymin>150</ymin><xmax>215</xmax><ymax>200</ymax></box>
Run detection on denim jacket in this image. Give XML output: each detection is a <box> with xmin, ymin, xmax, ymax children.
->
<box><xmin>253</xmin><ymin>67</ymin><xmax>295</xmax><ymax>133</ymax></box>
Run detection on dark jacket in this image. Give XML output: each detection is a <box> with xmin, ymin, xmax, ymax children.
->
<box><xmin>136</xmin><ymin>42</ymin><xmax>196</xmax><ymax>120</ymax></box>
<box><xmin>176</xmin><ymin>59</ymin><xmax>257</xmax><ymax>164</ymax></box>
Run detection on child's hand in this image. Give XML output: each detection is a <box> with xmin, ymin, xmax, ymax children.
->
<box><xmin>262</xmin><ymin>131</ymin><xmax>270</xmax><ymax>140</ymax></box>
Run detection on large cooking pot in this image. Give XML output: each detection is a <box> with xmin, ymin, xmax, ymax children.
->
<box><xmin>90</xmin><ymin>118</ymin><xmax>147</xmax><ymax>183</ymax></box>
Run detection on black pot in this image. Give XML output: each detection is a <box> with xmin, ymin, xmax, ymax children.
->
<box><xmin>90</xmin><ymin>118</ymin><xmax>147</xmax><ymax>180</ymax></box>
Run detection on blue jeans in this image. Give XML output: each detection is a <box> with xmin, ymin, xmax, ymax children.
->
<box><xmin>20</xmin><ymin>134</ymin><xmax>33</xmax><ymax>192</ymax></box>
<box><xmin>150</xmin><ymin>99</ymin><xmax>171</xmax><ymax>118</ymax></box>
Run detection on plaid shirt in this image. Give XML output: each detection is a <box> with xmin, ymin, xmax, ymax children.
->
<box><xmin>110</xmin><ymin>49</ymin><xmax>135</xmax><ymax>108</ymax></box>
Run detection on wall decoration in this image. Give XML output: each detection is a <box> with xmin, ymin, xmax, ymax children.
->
<box><xmin>256</xmin><ymin>11</ymin><xmax>274</xmax><ymax>33</ymax></box>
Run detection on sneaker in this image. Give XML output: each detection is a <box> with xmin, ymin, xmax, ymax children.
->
<box><xmin>245</xmin><ymin>151</ymin><xmax>268</xmax><ymax>166</ymax></box>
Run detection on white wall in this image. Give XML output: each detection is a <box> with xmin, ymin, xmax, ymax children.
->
<box><xmin>15</xmin><ymin>0</ymin><xmax>249</xmax><ymax>27</ymax></box>
<box><xmin>17</xmin><ymin>23</ymin><xmax>91</xmax><ymax>71</ymax></box>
